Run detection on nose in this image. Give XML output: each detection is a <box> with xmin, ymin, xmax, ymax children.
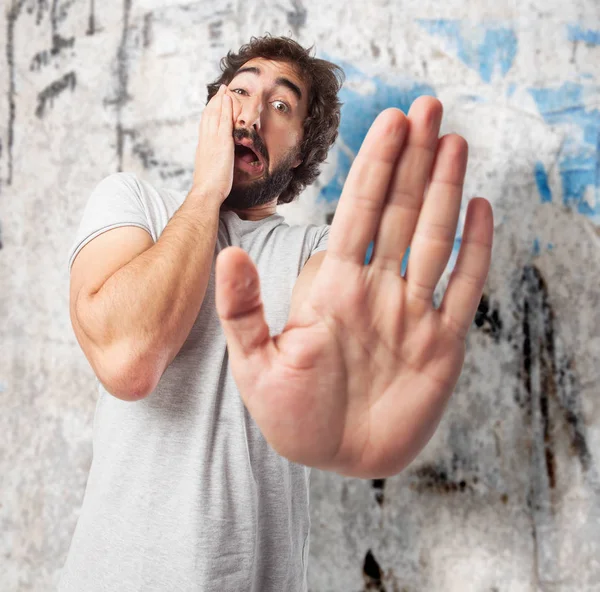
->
<box><xmin>234</xmin><ymin>95</ymin><xmax>262</xmax><ymax>132</ymax></box>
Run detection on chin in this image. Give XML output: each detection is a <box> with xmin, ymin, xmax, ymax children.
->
<box><xmin>233</xmin><ymin>169</ymin><xmax>266</xmax><ymax>186</ymax></box>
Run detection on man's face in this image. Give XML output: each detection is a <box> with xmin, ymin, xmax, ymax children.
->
<box><xmin>222</xmin><ymin>57</ymin><xmax>309</xmax><ymax>209</ymax></box>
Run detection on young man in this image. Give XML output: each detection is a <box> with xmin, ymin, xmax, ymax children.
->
<box><xmin>61</xmin><ymin>35</ymin><xmax>493</xmax><ymax>591</ymax></box>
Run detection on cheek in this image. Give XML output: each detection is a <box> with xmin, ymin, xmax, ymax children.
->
<box><xmin>264</xmin><ymin>124</ymin><xmax>302</xmax><ymax>166</ymax></box>
<box><xmin>276</xmin><ymin>126</ymin><xmax>301</xmax><ymax>152</ymax></box>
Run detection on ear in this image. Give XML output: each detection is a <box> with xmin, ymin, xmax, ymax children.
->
<box><xmin>292</xmin><ymin>154</ymin><xmax>303</xmax><ymax>168</ymax></box>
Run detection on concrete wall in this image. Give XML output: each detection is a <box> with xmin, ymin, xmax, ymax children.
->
<box><xmin>1</xmin><ymin>1</ymin><xmax>599</xmax><ymax>590</ymax></box>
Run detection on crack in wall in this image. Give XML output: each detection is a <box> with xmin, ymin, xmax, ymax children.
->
<box><xmin>517</xmin><ymin>264</ymin><xmax>593</xmax><ymax>587</ymax></box>
<box><xmin>103</xmin><ymin>0</ymin><xmax>133</xmax><ymax>171</ymax></box>
<box><xmin>86</xmin><ymin>0</ymin><xmax>96</xmax><ymax>36</ymax></box>
<box><xmin>4</xmin><ymin>0</ymin><xmax>27</xmax><ymax>191</ymax></box>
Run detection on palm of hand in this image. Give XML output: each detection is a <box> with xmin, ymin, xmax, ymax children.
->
<box><xmin>216</xmin><ymin>97</ymin><xmax>494</xmax><ymax>478</ymax></box>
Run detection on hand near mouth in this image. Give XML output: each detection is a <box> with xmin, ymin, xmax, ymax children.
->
<box><xmin>215</xmin><ymin>97</ymin><xmax>494</xmax><ymax>479</ymax></box>
<box><xmin>191</xmin><ymin>84</ymin><xmax>236</xmax><ymax>204</ymax></box>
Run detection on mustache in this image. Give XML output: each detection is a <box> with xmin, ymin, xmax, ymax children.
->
<box><xmin>233</xmin><ymin>128</ymin><xmax>269</xmax><ymax>164</ymax></box>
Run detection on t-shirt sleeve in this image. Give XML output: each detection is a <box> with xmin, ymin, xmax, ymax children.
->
<box><xmin>310</xmin><ymin>223</ymin><xmax>330</xmax><ymax>257</ymax></box>
<box><xmin>67</xmin><ymin>172</ymin><xmax>154</xmax><ymax>273</ymax></box>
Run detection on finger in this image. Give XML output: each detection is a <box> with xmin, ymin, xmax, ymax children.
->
<box><xmin>201</xmin><ymin>84</ymin><xmax>226</xmax><ymax>135</ymax></box>
<box><xmin>439</xmin><ymin>198</ymin><xmax>494</xmax><ymax>340</ymax></box>
<box><xmin>369</xmin><ymin>96</ymin><xmax>443</xmax><ymax>272</ymax></box>
<box><xmin>403</xmin><ymin>134</ymin><xmax>468</xmax><ymax>307</ymax></box>
<box><xmin>228</xmin><ymin>89</ymin><xmax>243</xmax><ymax>123</ymax></box>
<box><xmin>215</xmin><ymin>247</ymin><xmax>276</xmax><ymax>369</ymax></box>
<box><xmin>327</xmin><ymin>108</ymin><xmax>408</xmax><ymax>265</ymax></box>
<box><xmin>220</xmin><ymin>93</ymin><xmax>233</xmax><ymax>137</ymax></box>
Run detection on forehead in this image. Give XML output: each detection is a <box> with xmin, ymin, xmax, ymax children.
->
<box><xmin>233</xmin><ymin>57</ymin><xmax>309</xmax><ymax>99</ymax></box>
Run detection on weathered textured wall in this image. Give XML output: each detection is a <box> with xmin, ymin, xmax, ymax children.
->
<box><xmin>1</xmin><ymin>1</ymin><xmax>599</xmax><ymax>590</ymax></box>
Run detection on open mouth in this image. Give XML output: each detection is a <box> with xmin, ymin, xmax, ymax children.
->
<box><xmin>234</xmin><ymin>143</ymin><xmax>265</xmax><ymax>176</ymax></box>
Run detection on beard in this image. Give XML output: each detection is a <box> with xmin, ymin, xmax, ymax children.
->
<box><xmin>222</xmin><ymin>128</ymin><xmax>297</xmax><ymax>210</ymax></box>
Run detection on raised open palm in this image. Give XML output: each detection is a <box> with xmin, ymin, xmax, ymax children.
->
<box><xmin>215</xmin><ymin>97</ymin><xmax>494</xmax><ymax>478</ymax></box>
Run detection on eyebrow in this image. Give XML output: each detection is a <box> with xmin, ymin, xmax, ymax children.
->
<box><xmin>232</xmin><ymin>66</ymin><xmax>303</xmax><ymax>101</ymax></box>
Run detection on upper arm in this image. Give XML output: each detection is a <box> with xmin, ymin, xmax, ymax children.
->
<box><xmin>290</xmin><ymin>250</ymin><xmax>327</xmax><ymax>313</ymax></box>
<box><xmin>69</xmin><ymin>226</ymin><xmax>154</xmax><ymax>370</ymax></box>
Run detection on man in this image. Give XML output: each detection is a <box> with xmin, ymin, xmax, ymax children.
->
<box><xmin>61</xmin><ymin>35</ymin><xmax>493</xmax><ymax>591</ymax></box>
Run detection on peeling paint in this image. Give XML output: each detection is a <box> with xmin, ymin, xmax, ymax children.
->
<box><xmin>318</xmin><ymin>59</ymin><xmax>436</xmax><ymax>208</ymax></box>
<box><xmin>534</xmin><ymin>161</ymin><xmax>552</xmax><ymax>203</ymax></box>
<box><xmin>568</xmin><ymin>24</ymin><xmax>600</xmax><ymax>46</ymax></box>
<box><xmin>417</xmin><ymin>19</ymin><xmax>518</xmax><ymax>82</ymax></box>
<box><xmin>529</xmin><ymin>83</ymin><xmax>600</xmax><ymax>223</ymax></box>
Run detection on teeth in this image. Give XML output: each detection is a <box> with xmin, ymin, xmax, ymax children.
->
<box><xmin>250</xmin><ymin>160</ymin><xmax>260</xmax><ymax>166</ymax></box>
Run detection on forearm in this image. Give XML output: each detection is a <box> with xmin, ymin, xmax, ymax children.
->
<box><xmin>76</xmin><ymin>191</ymin><xmax>221</xmax><ymax>395</ymax></box>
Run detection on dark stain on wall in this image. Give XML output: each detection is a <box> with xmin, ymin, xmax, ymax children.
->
<box><xmin>32</xmin><ymin>0</ymin><xmax>49</xmax><ymax>25</ymax></box>
<box><xmin>116</xmin><ymin>0</ymin><xmax>133</xmax><ymax>171</ymax></box>
<box><xmin>143</xmin><ymin>12</ymin><xmax>154</xmax><ymax>48</ymax></box>
<box><xmin>132</xmin><ymin>136</ymin><xmax>159</xmax><ymax>169</ymax></box>
<box><xmin>87</xmin><ymin>0</ymin><xmax>96</xmax><ymax>36</ymax></box>
<box><xmin>209</xmin><ymin>19</ymin><xmax>223</xmax><ymax>44</ymax></box>
<box><xmin>103</xmin><ymin>0</ymin><xmax>133</xmax><ymax>171</ymax></box>
<box><xmin>286</xmin><ymin>0</ymin><xmax>307</xmax><ymax>36</ymax></box>
<box><xmin>410</xmin><ymin>462</ymin><xmax>471</xmax><ymax>494</ymax></box>
<box><xmin>128</xmin><ymin>131</ymin><xmax>190</xmax><ymax>180</ymax></box>
<box><xmin>363</xmin><ymin>549</ymin><xmax>386</xmax><ymax>591</ymax></box>
<box><xmin>30</xmin><ymin>0</ymin><xmax>76</xmax><ymax>70</ymax></box>
<box><xmin>517</xmin><ymin>264</ymin><xmax>591</xmax><ymax>493</ymax></box>
<box><xmin>474</xmin><ymin>293</ymin><xmax>503</xmax><ymax>342</ymax></box>
<box><xmin>5</xmin><ymin>1</ymin><xmax>26</xmax><ymax>189</ymax></box>
<box><xmin>556</xmin><ymin>358</ymin><xmax>591</xmax><ymax>471</ymax></box>
<box><xmin>51</xmin><ymin>32</ymin><xmax>75</xmax><ymax>55</ymax></box>
<box><xmin>35</xmin><ymin>71</ymin><xmax>77</xmax><ymax>118</ymax></box>
<box><xmin>30</xmin><ymin>33</ymin><xmax>75</xmax><ymax>70</ymax></box>
<box><xmin>372</xmin><ymin>478</ymin><xmax>386</xmax><ymax>506</ymax></box>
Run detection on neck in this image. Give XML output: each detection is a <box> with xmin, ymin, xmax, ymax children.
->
<box><xmin>220</xmin><ymin>199</ymin><xmax>278</xmax><ymax>221</ymax></box>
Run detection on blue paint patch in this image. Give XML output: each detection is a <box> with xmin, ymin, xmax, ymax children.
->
<box><xmin>567</xmin><ymin>25</ymin><xmax>600</xmax><ymax>45</ymax></box>
<box><xmin>529</xmin><ymin>82</ymin><xmax>600</xmax><ymax>223</ymax></box>
<box><xmin>534</xmin><ymin>161</ymin><xmax>552</xmax><ymax>203</ymax></box>
<box><xmin>317</xmin><ymin>59</ymin><xmax>465</xmax><ymax>274</ymax></box>
<box><xmin>462</xmin><ymin>94</ymin><xmax>486</xmax><ymax>103</ymax></box>
<box><xmin>365</xmin><ymin>241</ymin><xmax>374</xmax><ymax>265</ymax></box>
<box><xmin>401</xmin><ymin>247</ymin><xmax>410</xmax><ymax>277</ymax></box>
<box><xmin>533</xmin><ymin>238</ymin><xmax>540</xmax><ymax>256</ymax></box>
<box><xmin>365</xmin><ymin>243</ymin><xmax>412</xmax><ymax>275</ymax></box>
<box><xmin>318</xmin><ymin>59</ymin><xmax>436</xmax><ymax>205</ymax></box>
<box><xmin>417</xmin><ymin>19</ymin><xmax>518</xmax><ymax>83</ymax></box>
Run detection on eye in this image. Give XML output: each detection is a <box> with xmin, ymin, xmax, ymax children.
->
<box><xmin>272</xmin><ymin>100</ymin><xmax>290</xmax><ymax>113</ymax></box>
<box><xmin>231</xmin><ymin>88</ymin><xmax>248</xmax><ymax>96</ymax></box>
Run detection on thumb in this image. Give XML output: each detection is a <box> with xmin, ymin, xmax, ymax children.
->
<box><xmin>215</xmin><ymin>247</ymin><xmax>273</xmax><ymax>365</ymax></box>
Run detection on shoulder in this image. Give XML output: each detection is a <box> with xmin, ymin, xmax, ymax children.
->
<box><xmin>92</xmin><ymin>172</ymin><xmax>183</xmax><ymax>210</ymax></box>
<box><xmin>93</xmin><ymin>171</ymin><xmax>141</xmax><ymax>191</ymax></box>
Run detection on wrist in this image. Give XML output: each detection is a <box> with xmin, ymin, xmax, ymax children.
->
<box><xmin>186</xmin><ymin>185</ymin><xmax>226</xmax><ymax>209</ymax></box>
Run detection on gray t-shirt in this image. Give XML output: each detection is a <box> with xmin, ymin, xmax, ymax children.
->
<box><xmin>59</xmin><ymin>172</ymin><xmax>330</xmax><ymax>592</ymax></box>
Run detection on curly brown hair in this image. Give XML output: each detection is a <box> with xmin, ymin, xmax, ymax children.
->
<box><xmin>206</xmin><ymin>35</ymin><xmax>345</xmax><ymax>204</ymax></box>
